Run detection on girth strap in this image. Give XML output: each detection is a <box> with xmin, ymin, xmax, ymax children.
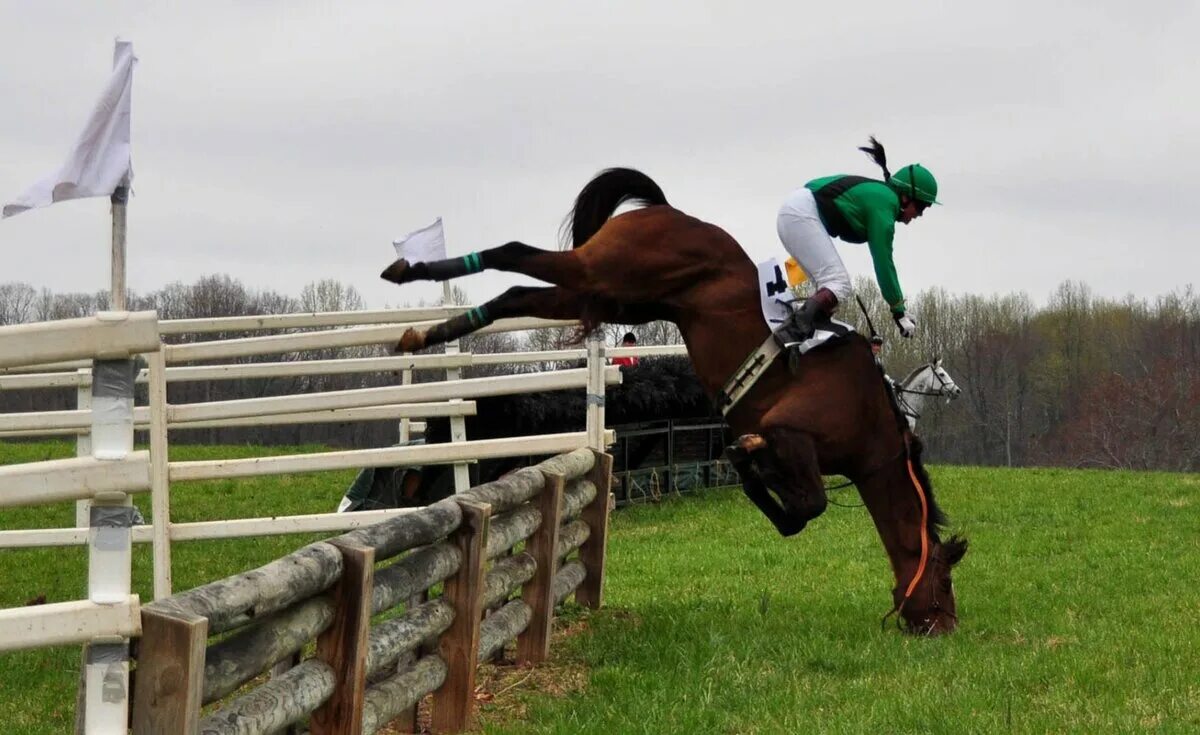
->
<box><xmin>715</xmin><ymin>334</ymin><xmax>782</xmax><ymax>416</ymax></box>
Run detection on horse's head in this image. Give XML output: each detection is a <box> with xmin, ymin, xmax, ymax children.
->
<box><xmin>895</xmin><ymin>535</ymin><xmax>968</xmax><ymax>635</ymax></box>
<box><xmin>929</xmin><ymin>357</ymin><xmax>962</xmax><ymax>401</ymax></box>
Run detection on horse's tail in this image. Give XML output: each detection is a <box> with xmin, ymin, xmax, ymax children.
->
<box><xmin>561</xmin><ymin>167</ymin><xmax>669</xmax><ymax>249</ymax></box>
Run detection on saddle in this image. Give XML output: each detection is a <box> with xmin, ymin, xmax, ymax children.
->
<box><xmin>774</xmin><ymin>312</ymin><xmax>856</xmax><ymax>373</ymax></box>
<box><xmin>714</xmin><ymin>314</ymin><xmax>856</xmax><ymax>415</ymax></box>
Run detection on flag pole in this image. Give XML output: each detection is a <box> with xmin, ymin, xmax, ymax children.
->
<box><xmin>110</xmin><ymin>185</ymin><xmax>128</xmax><ymax>311</ymax></box>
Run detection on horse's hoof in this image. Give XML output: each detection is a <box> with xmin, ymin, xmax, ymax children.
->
<box><xmin>737</xmin><ymin>434</ymin><xmax>767</xmax><ymax>453</ymax></box>
<box><xmin>724</xmin><ymin>443</ymin><xmax>751</xmax><ymax>466</ymax></box>
<box><xmin>777</xmin><ymin>518</ymin><xmax>807</xmax><ymax>537</ymax></box>
<box><xmin>380</xmin><ymin>258</ymin><xmax>412</xmax><ymax>284</ymax></box>
<box><xmin>398</xmin><ymin>328</ymin><xmax>426</xmax><ymax>352</ymax></box>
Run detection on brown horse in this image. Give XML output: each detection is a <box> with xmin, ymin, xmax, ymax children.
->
<box><xmin>380</xmin><ymin>168</ymin><xmax>967</xmax><ymax>634</ymax></box>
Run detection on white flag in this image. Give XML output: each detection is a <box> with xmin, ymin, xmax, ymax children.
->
<box><xmin>2</xmin><ymin>40</ymin><xmax>136</xmax><ymax>219</ymax></box>
<box><xmin>393</xmin><ymin>217</ymin><xmax>447</xmax><ymax>264</ymax></box>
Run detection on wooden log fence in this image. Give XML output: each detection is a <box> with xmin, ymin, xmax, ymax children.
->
<box><xmin>131</xmin><ymin>447</ymin><xmax>614</xmax><ymax>734</ymax></box>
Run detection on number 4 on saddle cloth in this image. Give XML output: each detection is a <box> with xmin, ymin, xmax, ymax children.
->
<box><xmin>757</xmin><ymin>258</ymin><xmax>854</xmax><ymax>357</ymax></box>
<box><xmin>714</xmin><ymin>258</ymin><xmax>858</xmax><ymax>414</ymax></box>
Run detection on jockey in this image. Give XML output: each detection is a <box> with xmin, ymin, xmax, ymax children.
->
<box><xmin>775</xmin><ymin>137</ymin><xmax>938</xmax><ymax>342</ymax></box>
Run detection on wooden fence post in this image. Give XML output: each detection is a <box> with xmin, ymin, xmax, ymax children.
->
<box><xmin>516</xmin><ymin>472</ymin><xmax>564</xmax><ymax>664</ymax></box>
<box><xmin>310</xmin><ymin>540</ymin><xmax>375</xmax><ymax>735</ymax></box>
<box><xmin>431</xmin><ymin>498</ymin><xmax>490</xmax><ymax>734</ymax></box>
<box><xmin>576</xmin><ymin>451</ymin><xmax>614</xmax><ymax>608</ymax></box>
<box><xmin>131</xmin><ymin>608</ymin><xmax>207</xmax><ymax>735</ymax></box>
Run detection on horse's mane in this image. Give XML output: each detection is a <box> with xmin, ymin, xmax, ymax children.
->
<box><xmin>559</xmin><ymin>167</ymin><xmax>669</xmax><ymax>249</ymax></box>
<box><xmin>899</xmin><ymin>361</ymin><xmax>930</xmax><ymax>386</ymax></box>
<box><xmin>907</xmin><ymin>428</ymin><xmax>968</xmax><ymax>563</ymax></box>
<box><xmin>906</xmin><ymin>433</ymin><xmax>947</xmax><ymax>537</ymax></box>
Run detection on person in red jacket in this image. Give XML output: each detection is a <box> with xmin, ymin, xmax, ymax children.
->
<box><xmin>611</xmin><ymin>332</ymin><xmax>639</xmax><ymax>367</ymax></box>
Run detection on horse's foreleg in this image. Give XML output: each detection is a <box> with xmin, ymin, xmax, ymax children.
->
<box><xmin>759</xmin><ymin>426</ymin><xmax>829</xmax><ymax>524</ymax></box>
<box><xmin>382</xmin><ymin>241</ymin><xmax>585</xmax><ymax>288</ymax></box>
<box><xmin>398</xmin><ymin>285</ymin><xmax>585</xmax><ymax>352</ymax></box>
<box><xmin>725</xmin><ymin>439</ymin><xmax>807</xmax><ymax>537</ymax></box>
<box><xmin>729</xmin><ymin>427</ymin><xmax>828</xmax><ymax>536</ymax></box>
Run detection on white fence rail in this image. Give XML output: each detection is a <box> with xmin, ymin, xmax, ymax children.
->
<box><xmin>0</xmin><ymin>452</ymin><xmax>152</xmax><ymax>507</ymax></box>
<box><xmin>0</xmin><ymin>596</ymin><xmax>141</xmax><ymax>652</ymax></box>
<box><xmin>0</xmin><ymin>311</ymin><xmax>158</xmax><ymax>368</ymax></box>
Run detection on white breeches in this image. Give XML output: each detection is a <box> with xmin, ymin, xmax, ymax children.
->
<box><xmin>776</xmin><ymin>187</ymin><xmax>853</xmax><ymax>304</ymax></box>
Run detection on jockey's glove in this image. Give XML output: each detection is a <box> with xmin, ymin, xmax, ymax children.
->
<box><xmin>892</xmin><ymin>312</ymin><xmax>917</xmax><ymax>338</ymax></box>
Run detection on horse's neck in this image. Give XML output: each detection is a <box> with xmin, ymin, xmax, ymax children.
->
<box><xmin>905</xmin><ymin>368</ymin><xmax>933</xmax><ymax>407</ymax></box>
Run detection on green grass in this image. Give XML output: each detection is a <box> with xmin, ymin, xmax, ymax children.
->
<box><xmin>478</xmin><ymin>466</ymin><xmax>1200</xmax><ymax>734</ymax></box>
<box><xmin>2</xmin><ymin>443</ymin><xmax>1198</xmax><ymax>733</ymax></box>
<box><xmin>0</xmin><ymin>440</ymin><xmax>356</xmax><ymax>734</ymax></box>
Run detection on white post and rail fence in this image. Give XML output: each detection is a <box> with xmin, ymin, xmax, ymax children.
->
<box><xmin>0</xmin><ymin>306</ymin><xmax>683</xmax><ymax>733</ymax></box>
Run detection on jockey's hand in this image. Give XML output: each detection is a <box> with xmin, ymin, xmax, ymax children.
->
<box><xmin>892</xmin><ymin>312</ymin><xmax>917</xmax><ymax>338</ymax></box>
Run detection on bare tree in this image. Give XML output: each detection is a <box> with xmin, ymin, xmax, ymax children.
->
<box><xmin>299</xmin><ymin>279</ymin><xmax>365</xmax><ymax>313</ymax></box>
<box><xmin>0</xmin><ymin>282</ymin><xmax>38</xmax><ymax>325</ymax></box>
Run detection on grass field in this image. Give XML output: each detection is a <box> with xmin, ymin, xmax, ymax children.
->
<box><xmin>2</xmin><ymin>442</ymin><xmax>1198</xmax><ymax>733</ymax></box>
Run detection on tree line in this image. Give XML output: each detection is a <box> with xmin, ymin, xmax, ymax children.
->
<box><xmin>1</xmin><ymin>275</ymin><xmax>1196</xmax><ymax>472</ymax></box>
<box><xmin>849</xmin><ymin>278</ymin><xmax>1199</xmax><ymax>472</ymax></box>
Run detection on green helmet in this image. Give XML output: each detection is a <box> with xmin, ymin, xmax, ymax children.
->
<box><xmin>889</xmin><ymin>164</ymin><xmax>940</xmax><ymax>206</ymax></box>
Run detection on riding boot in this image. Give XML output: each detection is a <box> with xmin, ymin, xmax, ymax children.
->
<box><xmin>774</xmin><ymin>287</ymin><xmax>839</xmax><ymax>346</ymax></box>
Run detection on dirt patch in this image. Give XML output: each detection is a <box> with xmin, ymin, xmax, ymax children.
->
<box><xmin>474</xmin><ymin>656</ymin><xmax>590</xmax><ymax>724</ymax></box>
<box><xmin>1044</xmin><ymin>635</ymin><xmax>1076</xmax><ymax>650</ymax></box>
<box><xmin>377</xmin><ymin>612</ymin><xmax>600</xmax><ymax>733</ymax></box>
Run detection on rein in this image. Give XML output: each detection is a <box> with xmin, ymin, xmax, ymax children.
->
<box><xmin>897</xmin><ymin>386</ymin><xmax>946</xmax><ymax>398</ymax></box>
<box><xmin>893</xmin><ymin>386</ymin><xmax>932</xmax><ymax>422</ymax></box>
<box><xmin>880</xmin><ymin>431</ymin><xmax>936</xmax><ymax>631</ymax></box>
<box><xmin>825</xmin><ymin>446</ymin><xmax>902</xmax><ymax>494</ymax></box>
<box><xmin>852</xmin><ymin>296</ymin><xmax>939</xmax><ymax>631</ymax></box>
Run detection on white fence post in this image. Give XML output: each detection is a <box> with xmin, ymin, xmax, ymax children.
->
<box><xmin>74</xmin><ymin>369</ymin><xmax>92</xmax><ymax>528</ymax></box>
<box><xmin>82</xmin><ymin>356</ymin><xmax>137</xmax><ymax>734</ymax></box>
<box><xmin>445</xmin><ymin>285</ymin><xmax>470</xmax><ymax>493</ymax></box>
<box><xmin>586</xmin><ymin>332</ymin><xmax>606</xmax><ymax>450</ymax></box>
<box><xmin>148</xmin><ymin>350</ymin><xmax>172</xmax><ymax>599</ymax></box>
<box><xmin>397</xmin><ymin>367</ymin><xmax>413</xmax><ymax>443</ymax></box>
<box><xmin>82</xmin><ymin>634</ymin><xmax>130</xmax><ymax>734</ymax></box>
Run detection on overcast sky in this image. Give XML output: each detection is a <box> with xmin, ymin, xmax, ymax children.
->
<box><xmin>0</xmin><ymin>1</ymin><xmax>1195</xmax><ymax>311</ymax></box>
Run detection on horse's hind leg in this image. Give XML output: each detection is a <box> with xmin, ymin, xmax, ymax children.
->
<box><xmin>398</xmin><ymin>285</ymin><xmax>585</xmax><ymax>352</ymax></box>
<box><xmin>397</xmin><ymin>285</ymin><xmax>668</xmax><ymax>352</ymax></box>
<box><xmin>382</xmin><ymin>241</ymin><xmax>585</xmax><ymax>288</ymax></box>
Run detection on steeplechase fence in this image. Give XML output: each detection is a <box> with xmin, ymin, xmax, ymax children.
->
<box><xmin>132</xmin><ymin>448</ymin><xmax>611</xmax><ymax>734</ymax></box>
<box><xmin>0</xmin><ymin>306</ymin><xmax>679</xmax><ymax>733</ymax></box>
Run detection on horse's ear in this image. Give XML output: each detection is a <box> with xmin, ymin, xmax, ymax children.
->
<box><xmin>934</xmin><ymin>356</ymin><xmax>942</xmax><ymax>367</ymax></box>
<box><xmin>942</xmin><ymin>536</ymin><xmax>968</xmax><ymax>566</ymax></box>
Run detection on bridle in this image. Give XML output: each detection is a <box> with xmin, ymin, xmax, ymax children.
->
<box><xmin>894</xmin><ymin>364</ymin><xmax>957</xmax><ymax>422</ymax></box>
